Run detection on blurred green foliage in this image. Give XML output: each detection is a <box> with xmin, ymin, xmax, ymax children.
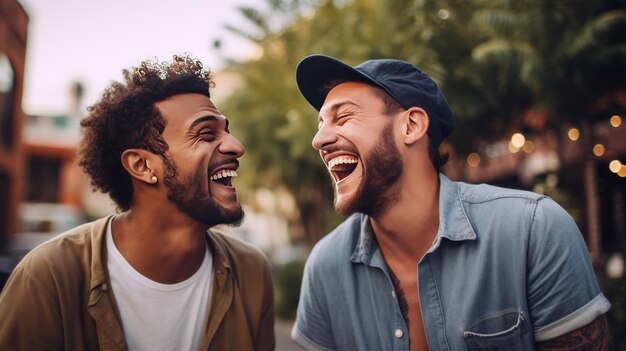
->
<box><xmin>220</xmin><ymin>0</ymin><xmax>626</xmax><ymax>246</ymax></box>
<box><xmin>219</xmin><ymin>0</ymin><xmax>626</xmax><ymax>342</ymax></box>
<box><xmin>273</xmin><ymin>260</ymin><xmax>305</xmax><ymax>320</ymax></box>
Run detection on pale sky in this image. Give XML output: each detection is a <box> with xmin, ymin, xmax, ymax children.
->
<box><xmin>18</xmin><ymin>0</ymin><xmax>263</xmax><ymax>115</ymax></box>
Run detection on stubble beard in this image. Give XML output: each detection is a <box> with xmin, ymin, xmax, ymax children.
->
<box><xmin>162</xmin><ymin>157</ymin><xmax>244</xmax><ymax>227</ymax></box>
<box><xmin>335</xmin><ymin>122</ymin><xmax>403</xmax><ymax>217</ymax></box>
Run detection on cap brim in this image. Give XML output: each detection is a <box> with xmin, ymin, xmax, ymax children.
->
<box><xmin>295</xmin><ymin>54</ymin><xmax>380</xmax><ymax>111</ymax></box>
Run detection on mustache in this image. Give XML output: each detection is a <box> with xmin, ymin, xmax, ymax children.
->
<box><xmin>209</xmin><ymin>159</ymin><xmax>239</xmax><ymax>171</ymax></box>
<box><xmin>321</xmin><ymin>144</ymin><xmax>359</xmax><ymax>156</ymax></box>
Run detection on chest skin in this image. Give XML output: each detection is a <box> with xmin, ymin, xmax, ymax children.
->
<box><xmin>388</xmin><ymin>262</ymin><xmax>430</xmax><ymax>351</ymax></box>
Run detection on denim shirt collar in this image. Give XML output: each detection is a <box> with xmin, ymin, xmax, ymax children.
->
<box><xmin>350</xmin><ymin>173</ymin><xmax>477</xmax><ymax>265</ymax></box>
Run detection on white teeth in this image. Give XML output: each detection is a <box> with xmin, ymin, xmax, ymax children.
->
<box><xmin>210</xmin><ymin>169</ymin><xmax>238</xmax><ymax>181</ymax></box>
<box><xmin>328</xmin><ymin>157</ymin><xmax>358</xmax><ymax>169</ymax></box>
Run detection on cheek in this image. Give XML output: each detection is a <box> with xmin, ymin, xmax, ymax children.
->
<box><xmin>343</xmin><ymin>123</ymin><xmax>382</xmax><ymax>141</ymax></box>
<box><xmin>172</xmin><ymin>153</ymin><xmax>208</xmax><ymax>180</ymax></box>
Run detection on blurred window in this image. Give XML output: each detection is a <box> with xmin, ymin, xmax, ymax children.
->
<box><xmin>19</xmin><ymin>203</ymin><xmax>85</xmax><ymax>234</ymax></box>
<box><xmin>0</xmin><ymin>53</ymin><xmax>15</xmax><ymax>150</ymax></box>
<box><xmin>26</xmin><ymin>157</ymin><xmax>61</xmax><ymax>202</ymax></box>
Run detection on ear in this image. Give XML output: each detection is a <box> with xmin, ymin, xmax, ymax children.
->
<box><xmin>121</xmin><ymin>149</ymin><xmax>160</xmax><ymax>185</ymax></box>
<box><xmin>401</xmin><ymin>107</ymin><xmax>429</xmax><ymax>145</ymax></box>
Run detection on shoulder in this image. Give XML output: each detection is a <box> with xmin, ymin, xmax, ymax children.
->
<box><xmin>207</xmin><ymin>230</ymin><xmax>274</xmax><ymax>312</ymax></box>
<box><xmin>305</xmin><ymin>214</ymin><xmax>363</xmax><ymax>274</ymax></box>
<box><xmin>454</xmin><ymin>180</ymin><xmax>563</xmax><ymax>226</ymax></box>
<box><xmin>16</xmin><ymin>219</ymin><xmax>102</xmax><ymax>275</ymax></box>
<box><xmin>208</xmin><ymin>230</ymin><xmax>268</xmax><ymax>260</ymax></box>
<box><xmin>448</xmin><ymin>180</ymin><xmax>578</xmax><ymax>242</ymax></box>
<box><xmin>5</xmin><ymin>218</ymin><xmax>106</xmax><ymax>298</ymax></box>
<box><xmin>455</xmin><ymin>180</ymin><xmax>545</xmax><ymax>205</ymax></box>
<box><xmin>208</xmin><ymin>230</ymin><xmax>271</xmax><ymax>274</ymax></box>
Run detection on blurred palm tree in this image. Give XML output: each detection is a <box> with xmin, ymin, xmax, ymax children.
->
<box><xmin>451</xmin><ymin>0</ymin><xmax>626</xmax><ymax>267</ymax></box>
<box><xmin>219</xmin><ymin>0</ymin><xmax>626</xmax><ymax>249</ymax></box>
<box><xmin>220</xmin><ymin>0</ymin><xmax>439</xmax><ymax>246</ymax></box>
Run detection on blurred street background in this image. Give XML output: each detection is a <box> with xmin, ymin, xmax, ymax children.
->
<box><xmin>1</xmin><ymin>0</ymin><xmax>625</xmax><ymax>349</ymax></box>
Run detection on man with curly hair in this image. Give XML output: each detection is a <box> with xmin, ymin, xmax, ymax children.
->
<box><xmin>0</xmin><ymin>55</ymin><xmax>275</xmax><ymax>351</ymax></box>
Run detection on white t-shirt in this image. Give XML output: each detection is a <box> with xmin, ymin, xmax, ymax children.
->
<box><xmin>106</xmin><ymin>219</ymin><xmax>213</xmax><ymax>351</ymax></box>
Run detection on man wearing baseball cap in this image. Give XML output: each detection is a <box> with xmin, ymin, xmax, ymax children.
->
<box><xmin>291</xmin><ymin>54</ymin><xmax>610</xmax><ymax>350</ymax></box>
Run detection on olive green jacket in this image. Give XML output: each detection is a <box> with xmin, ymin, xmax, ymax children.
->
<box><xmin>0</xmin><ymin>216</ymin><xmax>275</xmax><ymax>350</ymax></box>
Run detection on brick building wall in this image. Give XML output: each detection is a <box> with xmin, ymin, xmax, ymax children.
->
<box><xmin>0</xmin><ymin>0</ymin><xmax>28</xmax><ymax>248</ymax></box>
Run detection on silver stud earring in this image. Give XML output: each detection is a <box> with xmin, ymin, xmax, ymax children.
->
<box><xmin>151</xmin><ymin>175</ymin><xmax>158</xmax><ymax>184</ymax></box>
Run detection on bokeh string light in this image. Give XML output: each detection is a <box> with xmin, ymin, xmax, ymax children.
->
<box><xmin>466</xmin><ymin>114</ymin><xmax>622</xmax><ymax>175</ymax></box>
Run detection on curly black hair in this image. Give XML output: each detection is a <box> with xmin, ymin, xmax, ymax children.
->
<box><xmin>78</xmin><ymin>55</ymin><xmax>214</xmax><ymax>211</ymax></box>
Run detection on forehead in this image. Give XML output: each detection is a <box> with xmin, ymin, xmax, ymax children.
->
<box><xmin>320</xmin><ymin>81</ymin><xmax>383</xmax><ymax>114</ymax></box>
<box><xmin>155</xmin><ymin>93</ymin><xmax>224</xmax><ymax>130</ymax></box>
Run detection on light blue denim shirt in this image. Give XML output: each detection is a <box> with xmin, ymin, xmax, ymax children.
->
<box><xmin>292</xmin><ymin>174</ymin><xmax>610</xmax><ymax>351</ymax></box>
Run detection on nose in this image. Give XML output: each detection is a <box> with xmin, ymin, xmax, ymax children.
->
<box><xmin>219</xmin><ymin>133</ymin><xmax>245</xmax><ymax>158</ymax></box>
<box><xmin>312</xmin><ymin>123</ymin><xmax>338</xmax><ymax>151</ymax></box>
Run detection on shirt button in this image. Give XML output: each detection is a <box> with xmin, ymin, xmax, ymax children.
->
<box><xmin>395</xmin><ymin>329</ymin><xmax>404</xmax><ymax>338</ymax></box>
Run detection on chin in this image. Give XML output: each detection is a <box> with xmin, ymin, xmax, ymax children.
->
<box><xmin>221</xmin><ymin>204</ymin><xmax>245</xmax><ymax>224</ymax></box>
<box><xmin>333</xmin><ymin>193</ymin><xmax>358</xmax><ymax>216</ymax></box>
<box><xmin>334</xmin><ymin>204</ymin><xmax>353</xmax><ymax>217</ymax></box>
<box><xmin>223</xmin><ymin>210</ymin><xmax>245</xmax><ymax>227</ymax></box>
<box><xmin>332</xmin><ymin>179</ymin><xmax>360</xmax><ymax>215</ymax></box>
<box><xmin>212</xmin><ymin>203</ymin><xmax>244</xmax><ymax>226</ymax></box>
<box><xmin>179</xmin><ymin>197</ymin><xmax>244</xmax><ymax>228</ymax></box>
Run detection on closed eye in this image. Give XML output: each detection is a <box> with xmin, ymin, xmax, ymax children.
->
<box><xmin>336</xmin><ymin>113</ymin><xmax>351</xmax><ymax>125</ymax></box>
<box><xmin>198</xmin><ymin>129</ymin><xmax>214</xmax><ymax>140</ymax></box>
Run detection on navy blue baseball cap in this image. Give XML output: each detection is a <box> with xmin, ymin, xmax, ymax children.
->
<box><xmin>295</xmin><ymin>54</ymin><xmax>455</xmax><ymax>148</ymax></box>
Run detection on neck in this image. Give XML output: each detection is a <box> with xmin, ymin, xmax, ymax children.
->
<box><xmin>111</xmin><ymin>207</ymin><xmax>209</xmax><ymax>284</ymax></box>
<box><xmin>370</xmin><ymin>170</ymin><xmax>440</xmax><ymax>263</ymax></box>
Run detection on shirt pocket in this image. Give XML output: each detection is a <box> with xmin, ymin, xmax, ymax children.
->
<box><xmin>463</xmin><ymin>310</ymin><xmax>530</xmax><ymax>351</ymax></box>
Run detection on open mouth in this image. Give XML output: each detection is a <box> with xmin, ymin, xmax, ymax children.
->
<box><xmin>210</xmin><ymin>169</ymin><xmax>238</xmax><ymax>187</ymax></box>
<box><xmin>328</xmin><ymin>156</ymin><xmax>358</xmax><ymax>182</ymax></box>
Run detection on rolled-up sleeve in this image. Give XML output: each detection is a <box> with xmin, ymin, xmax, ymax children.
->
<box><xmin>526</xmin><ymin>198</ymin><xmax>610</xmax><ymax>341</ymax></box>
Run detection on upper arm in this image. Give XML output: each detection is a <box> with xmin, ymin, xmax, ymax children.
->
<box><xmin>536</xmin><ymin>314</ymin><xmax>608</xmax><ymax>350</ymax></box>
<box><xmin>291</xmin><ymin>247</ymin><xmax>335</xmax><ymax>351</ymax></box>
<box><xmin>0</xmin><ymin>266</ymin><xmax>63</xmax><ymax>350</ymax></box>
<box><xmin>527</xmin><ymin>198</ymin><xmax>610</xmax><ymax>340</ymax></box>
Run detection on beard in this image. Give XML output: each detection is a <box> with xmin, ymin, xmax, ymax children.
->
<box><xmin>335</xmin><ymin>121</ymin><xmax>403</xmax><ymax>217</ymax></box>
<box><xmin>162</xmin><ymin>157</ymin><xmax>244</xmax><ymax>227</ymax></box>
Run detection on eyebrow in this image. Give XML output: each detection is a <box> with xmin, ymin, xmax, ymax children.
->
<box><xmin>189</xmin><ymin>115</ymin><xmax>229</xmax><ymax>130</ymax></box>
<box><xmin>319</xmin><ymin>100</ymin><xmax>361</xmax><ymax>121</ymax></box>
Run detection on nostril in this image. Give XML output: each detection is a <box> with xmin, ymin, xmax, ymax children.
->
<box><xmin>317</xmin><ymin>140</ymin><xmax>335</xmax><ymax>150</ymax></box>
<box><xmin>220</xmin><ymin>135</ymin><xmax>245</xmax><ymax>156</ymax></box>
<box><xmin>312</xmin><ymin>131</ymin><xmax>337</xmax><ymax>150</ymax></box>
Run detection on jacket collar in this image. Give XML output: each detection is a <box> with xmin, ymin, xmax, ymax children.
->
<box><xmin>88</xmin><ymin>216</ymin><xmax>112</xmax><ymax>293</ymax></box>
<box><xmin>205</xmin><ymin>228</ymin><xmax>232</xmax><ymax>277</ymax></box>
<box><xmin>86</xmin><ymin>216</ymin><xmax>233</xmax><ymax>291</ymax></box>
<box><xmin>86</xmin><ymin>216</ymin><xmax>235</xmax><ymax>349</ymax></box>
<box><xmin>87</xmin><ymin>215</ymin><xmax>127</xmax><ymax>350</ymax></box>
